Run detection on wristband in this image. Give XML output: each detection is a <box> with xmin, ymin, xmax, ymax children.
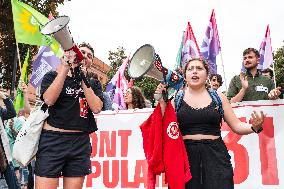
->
<box><xmin>251</xmin><ymin>126</ymin><xmax>263</xmax><ymax>134</ymax></box>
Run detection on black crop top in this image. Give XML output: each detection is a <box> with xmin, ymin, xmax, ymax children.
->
<box><xmin>40</xmin><ymin>71</ymin><xmax>103</xmax><ymax>133</ymax></box>
<box><xmin>177</xmin><ymin>100</ymin><xmax>222</xmax><ymax>136</ymax></box>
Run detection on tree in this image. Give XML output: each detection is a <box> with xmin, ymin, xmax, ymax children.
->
<box><xmin>0</xmin><ymin>0</ymin><xmax>68</xmax><ymax>90</ymax></box>
<box><xmin>106</xmin><ymin>46</ymin><xmax>159</xmax><ymax>104</ymax></box>
<box><xmin>274</xmin><ymin>43</ymin><xmax>284</xmax><ymax>88</ymax></box>
<box><xmin>106</xmin><ymin>46</ymin><xmax>127</xmax><ymax>80</ymax></box>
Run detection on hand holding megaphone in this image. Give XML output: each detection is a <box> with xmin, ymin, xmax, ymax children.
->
<box><xmin>128</xmin><ymin>44</ymin><xmax>184</xmax><ymax>102</ymax></box>
<box><xmin>41</xmin><ymin>16</ymin><xmax>90</xmax><ymax>88</ymax></box>
<box><xmin>154</xmin><ymin>83</ymin><xmax>167</xmax><ymax>102</ymax></box>
<box><xmin>41</xmin><ymin>16</ymin><xmax>84</xmax><ymax>65</ymax></box>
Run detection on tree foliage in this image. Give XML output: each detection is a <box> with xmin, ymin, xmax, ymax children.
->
<box><xmin>274</xmin><ymin>43</ymin><xmax>284</xmax><ymax>88</ymax></box>
<box><xmin>0</xmin><ymin>0</ymin><xmax>68</xmax><ymax>91</ymax></box>
<box><xmin>107</xmin><ymin>47</ymin><xmax>159</xmax><ymax>104</ymax></box>
<box><xmin>106</xmin><ymin>46</ymin><xmax>127</xmax><ymax>80</ymax></box>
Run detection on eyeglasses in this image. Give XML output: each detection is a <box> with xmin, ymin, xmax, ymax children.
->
<box><xmin>124</xmin><ymin>90</ymin><xmax>132</xmax><ymax>95</ymax></box>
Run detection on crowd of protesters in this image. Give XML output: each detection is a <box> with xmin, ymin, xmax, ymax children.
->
<box><xmin>0</xmin><ymin>45</ymin><xmax>283</xmax><ymax>189</ymax></box>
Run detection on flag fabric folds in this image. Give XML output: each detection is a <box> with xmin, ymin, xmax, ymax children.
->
<box><xmin>201</xmin><ymin>9</ymin><xmax>221</xmax><ymax>74</ymax></box>
<box><xmin>30</xmin><ymin>46</ymin><xmax>60</xmax><ymax>88</ymax></box>
<box><xmin>258</xmin><ymin>25</ymin><xmax>273</xmax><ymax>70</ymax></box>
<box><xmin>106</xmin><ymin>56</ymin><xmax>130</xmax><ymax>110</ymax></box>
<box><xmin>174</xmin><ymin>31</ymin><xmax>185</xmax><ymax>71</ymax></box>
<box><xmin>140</xmin><ymin>102</ymin><xmax>192</xmax><ymax>189</ymax></box>
<box><xmin>14</xmin><ymin>50</ymin><xmax>29</xmax><ymax>113</ymax></box>
<box><xmin>11</xmin><ymin>0</ymin><xmax>62</xmax><ymax>57</ymax></box>
<box><xmin>181</xmin><ymin>22</ymin><xmax>201</xmax><ymax>68</ymax></box>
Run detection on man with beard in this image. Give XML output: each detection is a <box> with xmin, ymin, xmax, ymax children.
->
<box><xmin>209</xmin><ymin>74</ymin><xmax>223</xmax><ymax>91</ymax></box>
<box><xmin>227</xmin><ymin>48</ymin><xmax>281</xmax><ymax>102</ymax></box>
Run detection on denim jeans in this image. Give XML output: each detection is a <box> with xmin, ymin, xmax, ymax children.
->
<box><xmin>20</xmin><ymin>166</ymin><xmax>29</xmax><ymax>185</ymax></box>
<box><xmin>3</xmin><ymin>163</ymin><xmax>20</xmax><ymax>189</ymax></box>
<box><xmin>0</xmin><ymin>176</ymin><xmax>8</xmax><ymax>189</ymax></box>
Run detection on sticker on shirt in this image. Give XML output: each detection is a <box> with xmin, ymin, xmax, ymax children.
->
<box><xmin>167</xmin><ymin>122</ymin><xmax>179</xmax><ymax>139</ymax></box>
<box><xmin>66</xmin><ymin>87</ymin><xmax>83</xmax><ymax>98</ymax></box>
<box><xmin>79</xmin><ymin>97</ymin><xmax>88</xmax><ymax>118</ymax></box>
<box><xmin>255</xmin><ymin>85</ymin><xmax>268</xmax><ymax>93</ymax></box>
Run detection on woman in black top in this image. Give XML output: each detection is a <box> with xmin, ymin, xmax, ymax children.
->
<box><xmin>155</xmin><ymin>58</ymin><xmax>265</xmax><ymax>189</ymax></box>
<box><xmin>35</xmin><ymin>43</ymin><xmax>103</xmax><ymax>189</ymax></box>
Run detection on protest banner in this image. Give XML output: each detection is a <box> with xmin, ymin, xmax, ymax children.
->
<box><xmin>58</xmin><ymin>100</ymin><xmax>284</xmax><ymax>189</ymax></box>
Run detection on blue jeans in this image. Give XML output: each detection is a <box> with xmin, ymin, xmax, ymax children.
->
<box><xmin>20</xmin><ymin>166</ymin><xmax>29</xmax><ymax>185</ymax></box>
<box><xmin>0</xmin><ymin>175</ymin><xmax>8</xmax><ymax>189</ymax></box>
<box><xmin>3</xmin><ymin>163</ymin><xmax>20</xmax><ymax>189</ymax></box>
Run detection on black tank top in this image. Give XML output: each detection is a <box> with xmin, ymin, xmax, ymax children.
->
<box><xmin>177</xmin><ymin>100</ymin><xmax>222</xmax><ymax>136</ymax></box>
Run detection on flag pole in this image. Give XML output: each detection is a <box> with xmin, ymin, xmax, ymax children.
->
<box><xmin>219</xmin><ymin>51</ymin><xmax>228</xmax><ymax>91</ymax></box>
<box><xmin>272</xmin><ymin>62</ymin><xmax>277</xmax><ymax>88</ymax></box>
<box><xmin>16</xmin><ymin>42</ymin><xmax>22</xmax><ymax>72</ymax></box>
<box><xmin>11</xmin><ymin>44</ymin><xmax>19</xmax><ymax>100</ymax></box>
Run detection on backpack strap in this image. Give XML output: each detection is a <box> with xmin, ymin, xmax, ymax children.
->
<box><xmin>208</xmin><ymin>88</ymin><xmax>224</xmax><ymax>118</ymax></box>
<box><xmin>174</xmin><ymin>90</ymin><xmax>185</xmax><ymax>112</ymax></box>
<box><xmin>174</xmin><ymin>88</ymin><xmax>224</xmax><ymax>118</ymax></box>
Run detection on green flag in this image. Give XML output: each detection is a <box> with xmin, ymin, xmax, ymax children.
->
<box><xmin>14</xmin><ymin>49</ymin><xmax>29</xmax><ymax>113</ymax></box>
<box><xmin>11</xmin><ymin>0</ymin><xmax>63</xmax><ymax>57</ymax></box>
<box><xmin>174</xmin><ymin>31</ymin><xmax>185</xmax><ymax>71</ymax></box>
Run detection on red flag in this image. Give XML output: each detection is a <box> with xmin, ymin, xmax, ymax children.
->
<box><xmin>181</xmin><ymin>22</ymin><xmax>201</xmax><ymax>67</ymax></box>
<box><xmin>140</xmin><ymin>104</ymin><xmax>164</xmax><ymax>189</ymax></box>
<box><xmin>140</xmin><ymin>102</ymin><xmax>192</xmax><ymax>189</ymax></box>
<box><xmin>163</xmin><ymin>101</ymin><xmax>192</xmax><ymax>188</ymax></box>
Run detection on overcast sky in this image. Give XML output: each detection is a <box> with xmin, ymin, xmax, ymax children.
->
<box><xmin>58</xmin><ymin>0</ymin><xmax>284</xmax><ymax>91</ymax></box>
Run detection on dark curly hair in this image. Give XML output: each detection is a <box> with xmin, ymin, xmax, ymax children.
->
<box><xmin>79</xmin><ymin>42</ymin><xmax>94</xmax><ymax>56</ymax></box>
<box><xmin>182</xmin><ymin>58</ymin><xmax>211</xmax><ymax>88</ymax></box>
<box><xmin>209</xmin><ymin>73</ymin><xmax>223</xmax><ymax>86</ymax></box>
<box><xmin>126</xmin><ymin>86</ymin><xmax>146</xmax><ymax>109</ymax></box>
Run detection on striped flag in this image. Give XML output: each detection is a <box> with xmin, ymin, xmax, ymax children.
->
<box><xmin>181</xmin><ymin>22</ymin><xmax>201</xmax><ymax>68</ymax></box>
<box><xmin>106</xmin><ymin>55</ymin><xmax>130</xmax><ymax>110</ymax></box>
<box><xmin>201</xmin><ymin>9</ymin><xmax>221</xmax><ymax>74</ymax></box>
<box><xmin>258</xmin><ymin>25</ymin><xmax>273</xmax><ymax>70</ymax></box>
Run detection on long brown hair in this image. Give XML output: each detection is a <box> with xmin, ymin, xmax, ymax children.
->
<box><xmin>126</xmin><ymin>86</ymin><xmax>146</xmax><ymax>109</ymax></box>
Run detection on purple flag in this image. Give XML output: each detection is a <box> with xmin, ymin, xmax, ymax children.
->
<box><xmin>106</xmin><ymin>55</ymin><xmax>130</xmax><ymax>110</ymax></box>
<box><xmin>258</xmin><ymin>25</ymin><xmax>273</xmax><ymax>70</ymax></box>
<box><xmin>30</xmin><ymin>46</ymin><xmax>60</xmax><ymax>88</ymax></box>
<box><xmin>201</xmin><ymin>10</ymin><xmax>221</xmax><ymax>74</ymax></box>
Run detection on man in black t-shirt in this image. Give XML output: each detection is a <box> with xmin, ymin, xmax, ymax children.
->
<box><xmin>35</xmin><ymin>43</ymin><xmax>103</xmax><ymax>189</ymax></box>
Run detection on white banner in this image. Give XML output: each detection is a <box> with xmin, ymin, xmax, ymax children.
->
<box><xmin>58</xmin><ymin>100</ymin><xmax>284</xmax><ymax>189</ymax></box>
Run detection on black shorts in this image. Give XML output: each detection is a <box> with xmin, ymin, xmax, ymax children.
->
<box><xmin>35</xmin><ymin>129</ymin><xmax>92</xmax><ymax>178</ymax></box>
<box><xmin>184</xmin><ymin>137</ymin><xmax>234</xmax><ymax>189</ymax></box>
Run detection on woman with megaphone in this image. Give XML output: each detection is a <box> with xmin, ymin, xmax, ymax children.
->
<box><xmin>154</xmin><ymin>58</ymin><xmax>265</xmax><ymax>189</ymax></box>
<box><xmin>34</xmin><ymin>43</ymin><xmax>103</xmax><ymax>189</ymax></box>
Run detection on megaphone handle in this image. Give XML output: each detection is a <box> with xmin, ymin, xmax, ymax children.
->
<box><xmin>162</xmin><ymin>90</ymin><xmax>168</xmax><ymax>102</ymax></box>
<box><xmin>80</xmin><ymin>72</ymin><xmax>90</xmax><ymax>88</ymax></box>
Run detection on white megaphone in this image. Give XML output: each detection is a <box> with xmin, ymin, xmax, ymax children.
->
<box><xmin>41</xmin><ymin>16</ymin><xmax>84</xmax><ymax>63</ymax></box>
<box><xmin>128</xmin><ymin>44</ymin><xmax>184</xmax><ymax>101</ymax></box>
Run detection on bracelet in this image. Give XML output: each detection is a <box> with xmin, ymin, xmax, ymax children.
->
<box><xmin>251</xmin><ymin>126</ymin><xmax>263</xmax><ymax>134</ymax></box>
